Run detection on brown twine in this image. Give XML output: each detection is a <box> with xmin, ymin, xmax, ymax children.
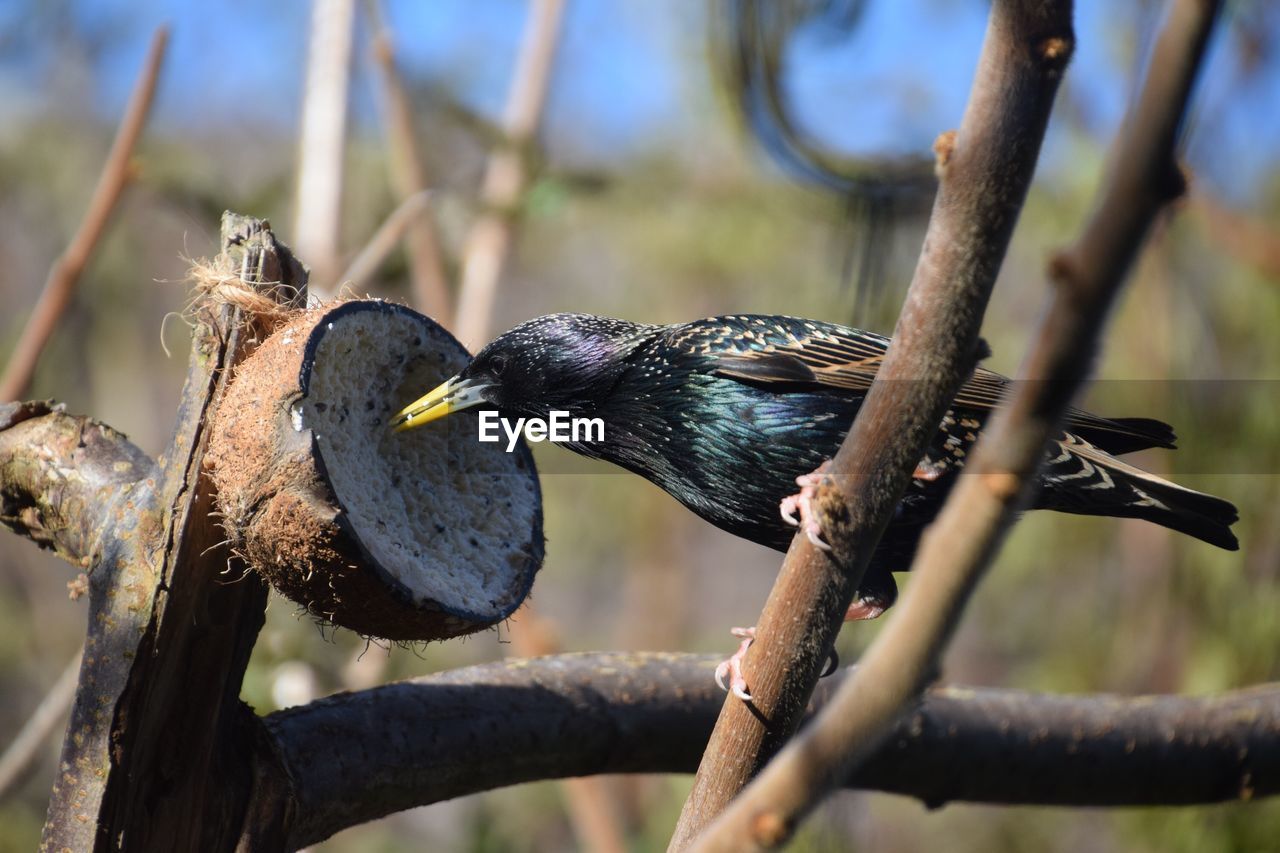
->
<box><xmin>176</xmin><ymin>260</ymin><xmax>391</xmax><ymax>359</ymax></box>
<box><xmin>186</xmin><ymin>256</ymin><xmax>304</xmax><ymax>331</ymax></box>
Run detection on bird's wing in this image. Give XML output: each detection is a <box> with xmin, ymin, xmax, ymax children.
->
<box><xmin>697</xmin><ymin>317</ymin><xmax>1175</xmax><ymax>454</ymax></box>
<box><xmin>705</xmin><ymin>323</ymin><xmax>886</xmax><ymax>392</ymax></box>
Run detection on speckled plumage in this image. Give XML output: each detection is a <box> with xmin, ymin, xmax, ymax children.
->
<box><xmin>451</xmin><ymin>312</ymin><xmax>1239</xmax><ymax>609</ymax></box>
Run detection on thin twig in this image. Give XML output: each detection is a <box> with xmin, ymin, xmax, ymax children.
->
<box><xmin>252</xmin><ymin>652</ymin><xmax>1280</xmax><ymax>849</ymax></box>
<box><xmin>453</xmin><ymin>0</ymin><xmax>567</xmax><ymax>349</ymax></box>
<box><xmin>559</xmin><ymin>777</ymin><xmax>630</xmax><ymax>853</ymax></box>
<box><xmin>690</xmin><ymin>0</ymin><xmax>1223</xmax><ymax>849</ymax></box>
<box><xmin>1192</xmin><ymin>189</ymin><xmax>1280</xmax><ymax>281</ymax></box>
<box><xmin>669</xmin><ymin>4</ymin><xmax>1074</xmax><ymax>847</ymax></box>
<box><xmin>364</xmin><ymin>0</ymin><xmax>453</xmax><ymax>319</ymax></box>
<box><xmin>338</xmin><ymin>191</ymin><xmax>433</xmax><ymax>290</ymax></box>
<box><xmin>0</xmin><ymin>26</ymin><xmax>168</xmax><ymax>402</ymax></box>
<box><xmin>0</xmin><ymin>647</ymin><xmax>83</xmax><ymax>801</ymax></box>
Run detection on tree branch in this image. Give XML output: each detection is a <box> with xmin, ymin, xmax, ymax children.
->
<box><xmin>245</xmin><ymin>652</ymin><xmax>1279</xmax><ymax>849</ymax></box>
<box><xmin>0</xmin><ymin>26</ymin><xmax>168</xmax><ymax>402</ymax></box>
<box><xmin>40</xmin><ymin>214</ymin><xmax>307</xmax><ymax>851</ymax></box>
<box><xmin>364</xmin><ymin>0</ymin><xmax>453</xmax><ymax>319</ymax></box>
<box><xmin>1191</xmin><ymin>189</ymin><xmax>1280</xmax><ymax>282</ymax></box>
<box><xmin>671</xmin><ymin>3</ymin><xmax>1074</xmax><ymax>846</ymax></box>
<box><xmin>453</xmin><ymin>0</ymin><xmax>566</xmax><ymax>349</ymax></box>
<box><xmin>0</xmin><ymin>646</ymin><xmax>83</xmax><ymax>801</ymax></box>
<box><xmin>339</xmin><ymin>191</ymin><xmax>434</xmax><ymax>291</ymax></box>
<box><xmin>294</xmin><ymin>0</ymin><xmax>356</xmax><ymax>295</ymax></box>
<box><xmin>0</xmin><ymin>401</ymin><xmax>155</xmax><ymax>565</ymax></box>
<box><xmin>689</xmin><ymin>1</ymin><xmax>1223</xmax><ymax>849</ymax></box>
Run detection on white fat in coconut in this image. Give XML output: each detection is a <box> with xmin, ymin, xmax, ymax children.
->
<box><xmin>302</xmin><ymin>309</ymin><xmax>539</xmax><ymax>612</ymax></box>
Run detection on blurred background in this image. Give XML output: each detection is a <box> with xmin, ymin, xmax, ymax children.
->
<box><xmin>1</xmin><ymin>0</ymin><xmax>1278</xmax><ymax>850</ymax></box>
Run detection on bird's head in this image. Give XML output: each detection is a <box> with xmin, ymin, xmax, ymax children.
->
<box><xmin>392</xmin><ymin>313</ymin><xmax>649</xmax><ymax>431</ymax></box>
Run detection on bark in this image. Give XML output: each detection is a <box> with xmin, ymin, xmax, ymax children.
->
<box><xmin>671</xmin><ymin>2</ymin><xmax>1075</xmax><ymax>846</ymax></box>
<box><xmin>689</xmin><ymin>1</ymin><xmax>1223</xmax><ymax>849</ymax></box>
<box><xmin>0</xmin><ymin>401</ymin><xmax>156</xmax><ymax>564</ymax></box>
<box><xmin>241</xmin><ymin>652</ymin><xmax>1280</xmax><ymax>850</ymax></box>
<box><xmin>37</xmin><ymin>213</ymin><xmax>307</xmax><ymax>851</ymax></box>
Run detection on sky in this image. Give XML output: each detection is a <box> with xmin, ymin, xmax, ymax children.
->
<box><xmin>0</xmin><ymin>0</ymin><xmax>1277</xmax><ymax>200</ymax></box>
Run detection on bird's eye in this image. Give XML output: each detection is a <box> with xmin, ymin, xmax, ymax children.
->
<box><xmin>489</xmin><ymin>355</ymin><xmax>509</xmax><ymax>376</ymax></box>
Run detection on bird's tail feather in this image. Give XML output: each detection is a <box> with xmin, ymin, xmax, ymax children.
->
<box><xmin>1035</xmin><ymin>440</ymin><xmax>1239</xmax><ymax>551</ymax></box>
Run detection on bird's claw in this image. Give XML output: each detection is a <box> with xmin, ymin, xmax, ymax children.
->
<box><xmin>779</xmin><ymin>494</ymin><xmax>800</xmax><ymax>526</ymax></box>
<box><xmin>846</xmin><ymin>597</ymin><xmax>890</xmax><ymax>621</ymax></box>
<box><xmin>805</xmin><ymin>526</ymin><xmax>832</xmax><ymax>551</ymax></box>
<box><xmin>714</xmin><ymin>626</ymin><xmax>842</xmax><ymax>702</ymax></box>
<box><xmin>779</xmin><ymin>463</ymin><xmax>833</xmax><ymax>551</ymax></box>
<box><xmin>714</xmin><ymin>627</ymin><xmax>756</xmax><ymax>702</ymax></box>
<box><xmin>912</xmin><ymin>460</ymin><xmax>947</xmax><ymax>482</ymax></box>
<box><xmin>820</xmin><ymin>647</ymin><xmax>840</xmax><ymax>678</ymax></box>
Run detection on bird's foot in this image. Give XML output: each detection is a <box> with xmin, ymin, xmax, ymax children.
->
<box><xmin>912</xmin><ymin>459</ymin><xmax>947</xmax><ymax>482</ymax></box>
<box><xmin>846</xmin><ymin>595</ymin><xmax>891</xmax><ymax>621</ymax></box>
<box><xmin>714</xmin><ymin>626</ymin><xmax>841</xmax><ymax>703</ymax></box>
<box><xmin>714</xmin><ymin>627</ymin><xmax>756</xmax><ymax>701</ymax></box>
<box><xmin>779</xmin><ymin>461</ymin><xmax>833</xmax><ymax>551</ymax></box>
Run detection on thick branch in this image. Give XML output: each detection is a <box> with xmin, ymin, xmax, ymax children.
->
<box><xmin>248</xmin><ymin>653</ymin><xmax>1279</xmax><ymax>849</ymax></box>
<box><xmin>691</xmin><ymin>1</ymin><xmax>1223</xmax><ymax>849</ymax></box>
<box><xmin>41</xmin><ymin>214</ymin><xmax>307</xmax><ymax>851</ymax></box>
<box><xmin>0</xmin><ymin>401</ymin><xmax>155</xmax><ymax>565</ymax></box>
<box><xmin>672</xmin><ymin>2</ymin><xmax>1074</xmax><ymax>846</ymax></box>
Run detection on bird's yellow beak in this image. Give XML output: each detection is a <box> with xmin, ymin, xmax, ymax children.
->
<box><xmin>391</xmin><ymin>376</ymin><xmax>488</xmax><ymax>432</ymax></box>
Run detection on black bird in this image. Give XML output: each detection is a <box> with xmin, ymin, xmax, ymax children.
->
<box><xmin>394</xmin><ymin>313</ymin><xmax>1239</xmax><ymax>691</ymax></box>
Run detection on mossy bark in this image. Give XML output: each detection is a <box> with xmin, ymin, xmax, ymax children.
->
<box><xmin>29</xmin><ymin>213</ymin><xmax>307</xmax><ymax>851</ymax></box>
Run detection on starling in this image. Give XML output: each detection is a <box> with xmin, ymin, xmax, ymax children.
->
<box><xmin>393</xmin><ymin>313</ymin><xmax>1239</xmax><ymax>691</ymax></box>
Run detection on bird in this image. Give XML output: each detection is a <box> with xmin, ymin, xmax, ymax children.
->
<box><xmin>392</xmin><ymin>313</ymin><xmax>1239</xmax><ymax>695</ymax></box>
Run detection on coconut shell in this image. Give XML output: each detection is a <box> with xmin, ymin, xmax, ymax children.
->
<box><xmin>207</xmin><ymin>300</ymin><xmax>543</xmax><ymax>641</ymax></box>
